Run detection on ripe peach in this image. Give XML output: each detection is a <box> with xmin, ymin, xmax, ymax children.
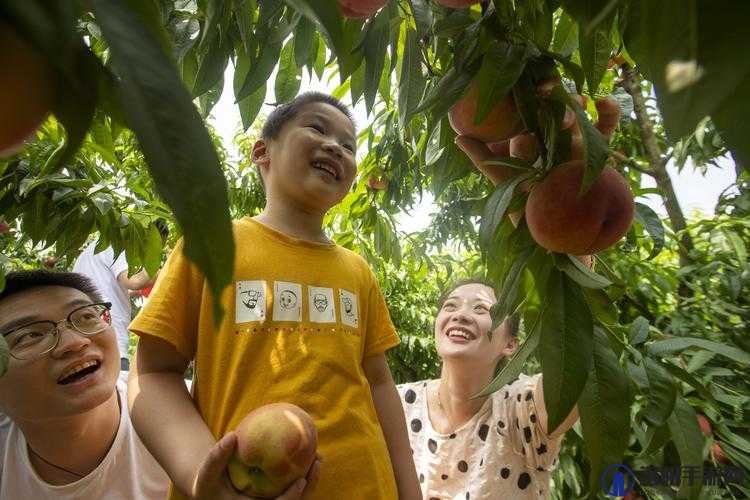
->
<box><xmin>525</xmin><ymin>161</ymin><xmax>634</xmax><ymax>255</ymax></box>
<box><xmin>338</xmin><ymin>0</ymin><xmax>389</xmax><ymax>18</ymax></box>
<box><xmin>0</xmin><ymin>221</ymin><xmax>9</xmax><ymax>235</ymax></box>
<box><xmin>697</xmin><ymin>414</ymin><xmax>712</xmax><ymax>437</ymax></box>
<box><xmin>712</xmin><ymin>442</ymin><xmax>731</xmax><ymax>465</ymax></box>
<box><xmin>436</xmin><ymin>0</ymin><xmax>481</xmax><ymax>7</ymax></box>
<box><xmin>448</xmin><ymin>81</ymin><xmax>524</xmax><ymax>143</ymax></box>
<box><xmin>0</xmin><ymin>21</ymin><xmax>55</xmax><ymax>157</ymax></box>
<box><xmin>228</xmin><ymin>403</ymin><xmax>318</xmax><ymax>498</ymax></box>
<box><xmin>509</xmin><ymin>133</ymin><xmax>538</xmax><ymax>162</ymax></box>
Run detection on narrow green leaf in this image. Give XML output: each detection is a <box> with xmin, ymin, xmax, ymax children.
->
<box><xmin>192</xmin><ymin>35</ymin><xmax>231</xmax><ymax>96</ymax></box>
<box><xmin>540</xmin><ymin>271</ymin><xmax>594</xmax><ymax>432</ymax></box>
<box><xmin>362</xmin><ymin>9</ymin><xmax>390</xmax><ymax>114</ymax></box>
<box><xmin>578</xmin><ymin>17</ymin><xmax>612</xmax><ymax>94</ymax></box>
<box><xmin>475</xmin><ymin>42</ymin><xmax>532</xmax><ymax>123</ymax></box>
<box><xmin>91</xmin><ymin>0</ymin><xmax>235</xmax><ymax>324</ymax></box>
<box><xmin>275</xmin><ymin>39</ymin><xmax>301</xmax><ymax>103</ymax></box>
<box><xmin>648</xmin><ymin>337</ymin><xmax>750</xmax><ymax>365</ymax></box>
<box><xmin>414</xmin><ymin>65</ymin><xmax>478</xmax><ymax>122</ymax></box>
<box><xmin>475</xmin><ymin>312</ymin><xmax>543</xmax><ymax>397</ymax></box>
<box><xmin>578</xmin><ymin>327</ymin><xmax>631</xmax><ymax>495</ymax></box>
<box><xmin>398</xmin><ymin>28</ymin><xmax>425</xmax><ymax>127</ymax></box>
<box><xmin>408</xmin><ymin>0</ymin><xmax>433</xmax><ymax>37</ymax></box>
<box><xmin>659</xmin><ymin>361</ymin><xmax>719</xmax><ymax>409</ymax></box>
<box><xmin>641</xmin><ymin>356</ymin><xmax>677</xmax><ymax>426</ymax></box>
<box><xmin>634</xmin><ymin>202</ymin><xmax>665</xmax><ymax>259</ymax></box>
<box><xmin>293</xmin><ymin>17</ymin><xmax>315</xmax><ymax>69</ymax></box>
<box><xmin>479</xmin><ymin>173</ymin><xmax>533</xmax><ymax>248</ymax></box>
<box><xmin>551</xmin><ymin>12</ymin><xmax>578</xmax><ymax>57</ymax></box>
<box><xmin>235</xmin><ymin>40</ymin><xmax>282</xmax><ymax>101</ymax></box>
<box><xmin>282</xmin><ymin>0</ymin><xmax>346</xmax><ymax>69</ymax></box>
<box><xmin>666</xmin><ymin>397</ymin><xmax>705</xmax><ymax>499</ymax></box>
<box><xmin>234</xmin><ymin>51</ymin><xmax>267</xmax><ymax>131</ymax></box>
<box><xmin>628</xmin><ymin>316</ymin><xmax>649</xmax><ymax>345</ymax></box>
<box><xmin>142</xmin><ymin>223</ymin><xmax>163</xmax><ymax>278</ymax></box>
<box><xmin>556</xmin><ymin>253</ymin><xmax>612</xmax><ymax>289</ymax></box>
<box><xmin>724</xmin><ymin>229</ymin><xmax>748</xmax><ymax>267</ymax></box>
<box><xmin>491</xmin><ymin>247</ymin><xmax>536</xmax><ymax>330</ymax></box>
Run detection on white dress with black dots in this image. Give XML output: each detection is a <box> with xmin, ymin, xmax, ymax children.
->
<box><xmin>398</xmin><ymin>374</ymin><xmax>563</xmax><ymax>500</ymax></box>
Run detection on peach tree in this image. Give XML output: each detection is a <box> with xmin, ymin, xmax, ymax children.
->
<box><xmin>1</xmin><ymin>1</ymin><xmax>749</xmax><ymax>497</ymax></box>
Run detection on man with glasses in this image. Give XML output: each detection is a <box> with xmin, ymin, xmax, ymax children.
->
<box><xmin>0</xmin><ymin>270</ymin><xmax>168</xmax><ymax>499</ymax></box>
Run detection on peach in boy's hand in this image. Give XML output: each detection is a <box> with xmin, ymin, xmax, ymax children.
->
<box><xmin>228</xmin><ymin>403</ymin><xmax>318</xmax><ymax>498</ymax></box>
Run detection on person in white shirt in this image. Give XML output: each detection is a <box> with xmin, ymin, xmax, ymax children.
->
<box><xmin>398</xmin><ymin>279</ymin><xmax>579</xmax><ymax>500</ymax></box>
<box><xmin>73</xmin><ymin>220</ymin><xmax>168</xmax><ymax>371</ymax></box>
<box><xmin>0</xmin><ymin>270</ymin><xmax>169</xmax><ymax>499</ymax></box>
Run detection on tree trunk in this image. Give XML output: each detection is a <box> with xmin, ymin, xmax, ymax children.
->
<box><xmin>621</xmin><ymin>68</ymin><xmax>695</xmax><ymax>296</ymax></box>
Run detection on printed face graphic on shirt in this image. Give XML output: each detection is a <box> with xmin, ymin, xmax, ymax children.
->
<box><xmin>273</xmin><ymin>281</ymin><xmax>302</xmax><ymax>322</ymax></box>
<box><xmin>308</xmin><ymin>286</ymin><xmax>335</xmax><ymax>323</ymax></box>
<box><xmin>235</xmin><ymin>280</ymin><xmax>266</xmax><ymax>323</ymax></box>
<box><xmin>339</xmin><ymin>289</ymin><xmax>359</xmax><ymax>328</ymax></box>
<box><xmin>313</xmin><ymin>293</ymin><xmax>328</xmax><ymax>312</ymax></box>
<box><xmin>279</xmin><ymin>290</ymin><xmax>298</xmax><ymax>310</ymax></box>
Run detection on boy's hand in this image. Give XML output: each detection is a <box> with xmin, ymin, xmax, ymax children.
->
<box><xmin>191</xmin><ymin>432</ymin><xmax>322</xmax><ymax>500</ymax></box>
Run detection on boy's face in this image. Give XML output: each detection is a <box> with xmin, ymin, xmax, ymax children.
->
<box><xmin>253</xmin><ymin>102</ymin><xmax>357</xmax><ymax>214</ymax></box>
<box><xmin>0</xmin><ymin>286</ymin><xmax>120</xmax><ymax>422</ymax></box>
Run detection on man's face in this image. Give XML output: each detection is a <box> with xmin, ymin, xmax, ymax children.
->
<box><xmin>0</xmin><ymin>286</ymin><xmax>120</xmax><ymax>422</ymax></box>
<box><xmin>254</xmin><ymin>102</ymin><xmax>358</xmax><ymax>214</ymax></box>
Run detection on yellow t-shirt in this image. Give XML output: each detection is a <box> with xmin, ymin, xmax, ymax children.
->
<box><xmin>130</xmin><ymin>218</ymin><xmax>400</xmax><ymax>500</ymax></box>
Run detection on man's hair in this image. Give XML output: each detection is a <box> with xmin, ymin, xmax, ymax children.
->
<box><xmin>260</xmin><ymin>92</ymin><xmax>356</xmax><ymax>140</ymax></box>
<box><xmin>0</xmin><ymin>270</ymin><xmax>104</xmax><ymax>304</ymax></box>
<box><xmin>437</xmin><ymin>277</ymin><xmax>520</xmax><ymax>337</ymax></box>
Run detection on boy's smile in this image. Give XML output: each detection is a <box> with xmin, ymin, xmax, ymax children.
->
<box><xmin>254</xmin><ymin>102</ymin><xmax>357</xmax><ymax>214</ymax></box>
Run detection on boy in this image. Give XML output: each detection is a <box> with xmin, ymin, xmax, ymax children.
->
<box><xmin>128</xmin><ymin>93</ymin><xmax>421</xmax><ymax>500</ymax></box>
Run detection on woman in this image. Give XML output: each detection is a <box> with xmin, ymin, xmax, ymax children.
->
<box><xmin>398</xmin><ymin>279</ymin><xmax>578</xmax><ymax>499</ymax></box>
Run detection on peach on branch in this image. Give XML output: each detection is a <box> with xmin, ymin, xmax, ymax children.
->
<box><xmin>0</xmin><ymin>21</ymin><xmax>55</xmax><ymax>157</ymax></box>
<box><xmin>339</xmin><ymin>0</ymin><xmax>389</xmax><ymax>18</ymax></box>
<box><xmin>448</xmin><ymin>81</ymin><xmax>524</xmax><ymax>143</ymax></box>
<box><xmin>228</xmin><ymin>403</ymin><xmax>318</xmax><ymax>498</ymax></box>
<box><xmin>525</xmin><ymin>161</ymin><xmax>634</xmax><ymax>255</ymax></box>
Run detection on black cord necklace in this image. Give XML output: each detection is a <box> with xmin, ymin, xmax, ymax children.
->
<box><xmin>27</xmin><ymin>445</ymin><xmax>85</xmax><ymax>479</ymax></box>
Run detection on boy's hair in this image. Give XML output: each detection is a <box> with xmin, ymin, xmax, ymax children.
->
<box><xmin>0</xmin><ymin>270</ymin><xmax>104</xmax><ymax>304</ymax></box>
<box><xmin>260</xmin><ymin>92</ymin><xmax>356</xmax><ymax>140</ymax></box>
<box><xmin>437</xmin><ymin>277</ymin><xmax>520</xmax><ymax>337</ymax></box>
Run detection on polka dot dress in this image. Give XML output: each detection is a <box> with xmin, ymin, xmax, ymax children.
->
<box><xmin>398</xmin><ymin>374</ymin><xmax>562</xmax><ymax>500</ymax></box>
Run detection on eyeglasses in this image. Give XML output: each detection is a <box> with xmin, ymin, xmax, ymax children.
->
<box><xmin>1</xmin><ymin>302</ymin><xmax>112</xmax><ymax>361</ymax></box>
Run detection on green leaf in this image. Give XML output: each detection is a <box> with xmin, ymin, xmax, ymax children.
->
<box><xmin>554</xmin><ymin>87</ymin><xmax>609</xmax><ymax>193</ymax></box>
<box><xmin>475</xmin><ymin>42</ymin><xmax>533</xmax><ymax>124</ymax></box>
<box><xmin>724</xmin><ymin>229</ymin><xmax>748</xmax><ymax>267</ymax></box>
<box><xmin>666</xmin><ymin>397</ymin><xmax>705</xmax><ymax>499</ymax></box>
<box><xmin>578</xmin><ymin>327</ymin><xmax>631</xmax><ymax>495</ymax></box>
<box><xmin>577</xmin><ymin>16</ymin><xmax>612</xmax><ymax>95</ymax></box>
<box><xmin>659</xmin><ymin>361</ymin><xmax>719</xmax><ymax>409</ymax></box>
<box><xmin>475</xmin><ymin>311</ymin><xmax>543</xmax><ymax>397</ymax></box>
<box><xmin>491</xmin><ymin>247</ymin><xmax>537</xmax><ymax>330</ymax></box>
<box><xmin>540</xmin><ymin>270</ymin><xmax>594</xmax><ymax>432</ymax></box>
<box><xmin>479</xmin><ymin>173</ymin><xmax>533</xmax><ymax>249</ymax></box>
<box><xmin>641</xmin><ymin>356</ymin><xmax>677</xmax><ymax>426</ymax></box>
<box><xmin>648</xmin><ymin>337</ymin><xmax>750</xmax><ymax>365</ymax></box>
<box><xmin>192</xmin><ymin>35</ymin><xmax>231</xmax><ymax>96</ymax></box>
<box><xmin>91</xmin><ymin>0</ymin><xmax>235</xmax><ymax>324</ymax></box>
<box><xmin>362</xmin><ymin>9</ymin><xmax>390</xmax><ymax>114</ymax></box>
<box><xmin>551</xmin><ymin>12</ymin><xmax>578</xmax><ymax>57</ymax></box>
<box><xmin>556</xmin><ymin>254</ymin><xmax>612</xmax><ymax>289</ymax></box>
<box><xmin>408</xmin><ymin>0</ymin><xmax>433</xmax><ymax>37</ymax></box>
<box><xmin>235</xmin><ymin>40</ymin><xmax>282</xmax><ymax>101</ymax></box>
<box><xmin>234</xmin><ymin>52</ymin><xmax>267</xmax><ymax>131</ymax></box>
<box><xmin>275</xmin><ymin>39</ymin><xmax>302</xmax><ymax>103</ymax></box>
<box><xmin>414</xmin><ymin>65</ymin><xmax>478</xmax><ymax>122</ymax></box>
<box><xmin>293</xmin><ymin>17</ymin><xmax>315</xmax><ymax>69</ymax></box>
<box><xmin>142</xmin><ymin>223</ymin><xmax>163</xmax><ymax>278</ymax></box>
<box><xmin>398</xmin><ymin>28</ymin><xmax>425</xmax><ymax>127</ymax></box>
<box><xmin>283</xmin><ymin>0</ymin><xmax>346</xmax><ymax>70</ymax></box>
<box><xmin>634</xmin><ymin>202</ymin><xmax>664</xmax><ymax>259</ymax></box>
<box><xmin>628</xmin><ymin>316</ymin><xmax>649</xmax><ymax>345</ymax></box>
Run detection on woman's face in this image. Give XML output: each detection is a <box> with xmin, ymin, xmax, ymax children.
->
<box><xmin>434</xmin><ymin>283</ymin><xmax>516</xmax><ymax>365</ymax></box>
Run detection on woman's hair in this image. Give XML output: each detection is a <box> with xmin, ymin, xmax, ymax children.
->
<box><xmin>437</xmin><ymin>277</ymin><xmax>520</xmax><ymax>337</ymax></box>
